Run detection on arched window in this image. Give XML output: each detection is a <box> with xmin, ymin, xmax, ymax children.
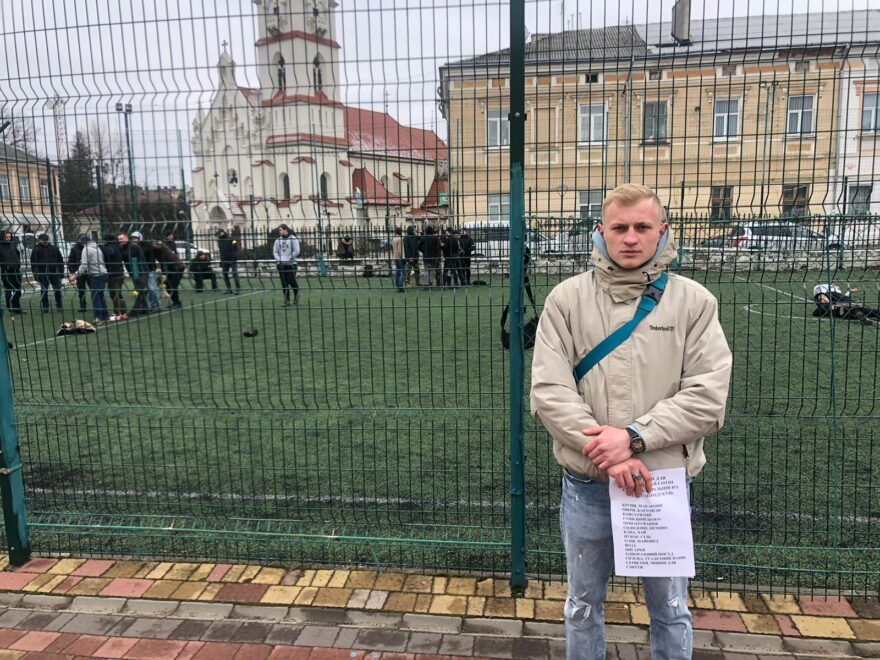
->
<box><xmin>272</xmin><ymin>53</ymin><xmax>286</xmax><ymax>92</ymax></box>
<box><xmin>312</xmin><ymin>55</ymin><xmax>323</xmax><ymax>93</ymax></box>
<box><xmin>320</xmin><ymin>173</ymin><xmax>330</xmax><ymax>201</ymax></box>
<box><xmin>281</xmin><ymin>173</ymin><xmax>291</xmax><ymax>200</ymax></box>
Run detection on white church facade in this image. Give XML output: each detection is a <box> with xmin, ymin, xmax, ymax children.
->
<box><xmin>190</xmin><ymin>0</ymin><xmax>448</xmax><ymax>235</ymax></box>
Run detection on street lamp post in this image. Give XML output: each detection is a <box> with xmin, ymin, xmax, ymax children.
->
<box><xmin>116</xmin><ymin>103</ymin><xmax>138</xmax><ymax>231</ymax></box>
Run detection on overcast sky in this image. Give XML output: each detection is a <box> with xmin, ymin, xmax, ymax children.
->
<box><xmin>0</xmin><ymin>0</ymin><xmax>873</xmax><ymax>186</ymax></box>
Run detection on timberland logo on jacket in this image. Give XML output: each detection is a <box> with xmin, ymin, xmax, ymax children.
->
<box><xmin>650</xmin><ymin>324</ymin><xmax>676</xmax><ymax>331</ymax></box>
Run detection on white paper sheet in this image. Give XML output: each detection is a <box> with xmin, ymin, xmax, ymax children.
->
<box><xmin>609</xmin><ymin>467</ymin><xmax>695</xmax><ymax>577</ymax></box>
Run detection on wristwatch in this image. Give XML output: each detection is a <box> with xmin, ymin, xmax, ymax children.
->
<box><xmin>627</xmin><ymin>427</ymin><xmax>646</xmax><ymax>454</ymax></box>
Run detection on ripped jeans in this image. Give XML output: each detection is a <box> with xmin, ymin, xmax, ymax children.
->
<box><xmin>560</xmin><ymin>470</ymin><xmax>692</xmax><ymax>660</ymax></box>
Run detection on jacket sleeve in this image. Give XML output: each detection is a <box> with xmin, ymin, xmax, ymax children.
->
<box><xmin>530</xmin><ymin>289</ymin><xmax>600</xmax><ymax>455</ymax></box>
<box><xmin>635</xmin><ymin>294</ymin><xmax>732</xmax><ymax>451</ymax></box>
<box><xmin>272</xmin><ymin>240</ymin><xmax>281</xmax><ymax>262</ymax></box>
<box><xmin>291</xmin><ymin>237</ymin><xmax>300</xmax><ymax>259</ymax></box>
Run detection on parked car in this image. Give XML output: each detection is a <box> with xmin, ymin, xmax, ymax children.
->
<box><xmin>175</xmin><ymin>241</ymin><xmax>211</xmax><ymax>261</ymax></box>
<box><xmin>729</xmin><ymin>222</ymin><xmax>841</xmax><ymax>252</ymax></box>
<box><xmin>549</xmin><ymin>218</ymin><xmax>596</xmax><ymax>255</ymax></box>
<box><xmin>461</xmin><ymin>220</ymin><xmax>553</xmax><ymax>259</ymax></box>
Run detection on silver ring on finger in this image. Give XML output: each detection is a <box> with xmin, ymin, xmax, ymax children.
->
<box><xmin>633</xmin><ymin>473</ymin><xmax>644</xmax><ymax>481</ymax></box>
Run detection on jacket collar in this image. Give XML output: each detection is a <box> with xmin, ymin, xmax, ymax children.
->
<box><xmin>590</xmin><ymin>226</ymin><xmax>678</xmax><ymax>302</ymax></box>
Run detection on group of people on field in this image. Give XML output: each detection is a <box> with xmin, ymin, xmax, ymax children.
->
<box><xmin>389</xmin><ymin>224</ymin><xmax>475</xmax><ymax>292</ymax></box>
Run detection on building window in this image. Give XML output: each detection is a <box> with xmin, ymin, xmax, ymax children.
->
<box><xmin>648</xmin><ymin>69</ymin><xmax>661</xmax><ymax>80</ymax></box>
<box><xmin>488</xmin><ymin>193</ymin><xmax>509</xmax><ymax>223</ymax></box>
<box><xmin>848</xmin><ymin>184</ymin><xmax>872</xmax><ymax>215</ymax></box>
<box><xmin>18</xmin><ymin>176</ymin><xmax>30</xmax><ymax>202</ymax></box>
<box><xmin>782</xmin><ymin>184</ymin><xmax>810</xmax><ymax>217</ymax></box>
<box><xmin>713</xmin><ymin>99</ymin><xmax>739</xmax><ymax>139</ymax></box>
<box><xmin>0</xmin><ymin>175</ymin><xmax>9</xmax><ymax>201</ymax></box>
<box><xmin>787</xmin><ymin>95</ymin><xmax>814</xmax><ymax>135</ymax></box>
<box><xmin>312</xmin><ymin>56</ymin><xmax>323</xmax><ymax>93</ymax></box>
<box><xmin>578</xmin><ymin>190</ymin><xmax>603</xmax><ymax>219</ymax></box>
<box><xmin>320</xmin><ymin>173</ymin><xmax>329</xmax><ymax>201</ymax></box>
<box><xmin>643</xmin><ymin>101</ymin><xmax>667</xmax><ymax>142</ymax></box>
<box><xmin>710</xmin><ymin>186</ymin><xmax>733</xmax><ymax>220</ymax></box>
<box><xmin>862</xmin><ymin>93</ymin><xmax>880</xmax><ymax>133</ymax></box>
<box><xmin>578</xmin><ymin>104</ymin><xmax>605</xmax><ymax>143</ymax></box>
<box><xmin>40</xmin><ymin>179</ymin><xmax>50</xmax><ymax>203</ymax></box>
<box><xmin>281</xmin><ymin>173</ymin><xmax>291</xmax><ymax>200</ymax></box>
<box><xmin>487</xmin><ymin>109</ymin><xmax>509</xmax><ymax>148</ymax></box>
<box><xmin>584</xmin><ymin>73</ymin><xmax>598</xmax><ymax>84</ymax></box>
<box><xmin>274</xmin><ymin>54</ymin><xmax>286</xmax><ymax>92</ymax></box>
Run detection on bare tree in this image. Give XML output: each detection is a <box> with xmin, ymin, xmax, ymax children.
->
<box><xmin>88</xmin><ymin>120</ymin><xmax>125</xmax><ymax>188</ymax></box>
<box><xmin>0</xmin><ymin>115</ymin><xmax>40</xmax><ymax>155</ymax></box>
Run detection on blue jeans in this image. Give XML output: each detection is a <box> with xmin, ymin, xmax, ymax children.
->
<box><xmin>393</xmin><ymin>259</ymin><xmax>406</xmax><ymax>290</ymax></box>
<box><xmin>89</xmin><ymin>274</ymin><xmax>109</xmax><ymax>321</ymax></box>
<box><xmin>560</xmin><ymin>471</ymin><xmax>692</xmax><ymax>660</ymax></box>
<box><xmin>147</xmin><ymin>270</ymin><xmax>161</xmax><ymax>309</ymax></box>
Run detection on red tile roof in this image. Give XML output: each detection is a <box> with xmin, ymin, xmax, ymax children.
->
<box><xmin>352</xmin><ymin>168</ymin><xmax>407</xmax><ymax>206</ymax></box>
<box><xmin>345</xmin><ymin>107</ymin><xmax>448</xmax><ymax>162</ymax></box>
<box><xmin>238</xmin><ymin>87</ymin><xmax>261</xmax><ymax>107</ymax></box>
<box><xmin>261</xmin><ymin>90</ymin><xmax>344</xmax><ymax>108</ymax></box>
<box><xmin>421</xmin><ymin>176</ymin><xmax>449</xmax><ymax>209</ymax></box>
<box><xmin>266</xmin><ymin>133</ymin><xmax>349</xmax><ymax>148</ymax></box>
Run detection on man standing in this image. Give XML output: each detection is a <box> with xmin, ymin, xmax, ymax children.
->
<box><xmin>67</xmin><ymin>234</ymin><xmax>89</xmax><ymax>312</ymax></box>
<box><xmin>119</xmin><ymin>233</ymin><xmax>149</xmax><ymax>317</ymax></box>
<box><xmin>391</xmin><ymin>227</ymin><xmax>405</xmax><ymax>293</ymax></box>
<box><xmin>419</xmin><ymin>225</ymin><xmax>441</xmax><ymax>289</ymax></box>
<box><xmin>73</xmin><ymin>234</ymin><xmax>109</xmax><ymax>323</ymax></box>
<box><xmin>152</xmin><ymin>240</ymin><xmax>184</xmax><ymax>309</ymax></box>
<box><xmin>101</xmin><ymin>234</ymin><xmax>127</xmax><ymax>320</ymax></box>
<box><xmin>458</xmin><ymin>228</ymin><xmax>474</xmax><ymax>285</ymax></box>
<box><xmin>273</xmin><ymin>224</ymin><xmax>300</xmax><ymax>307</ymax></box>
<box><xmin>0</xmin><ymin>232</ymin><xmax>24</xmax><ymax>314</ymax></box>
<box><xmin>217</xmin><ymin>229</ymin><xmax>241</xmax><ymax>294</ymax></box>
<box><xmin>30</xmin><ymin>233</ymin><xmax>64</xmax><ymax>312</ymax></box>
<box><xmin>403</xmin><ymin>225</ymin><xmax>421</xmax><ymax>287</ymax></box>
<box><xmin>441</xmin><ymin>227</ymin><xmax>462</xmax><ymax>287</ymax></box>
<box><xmin>133</xmin><ymin>232</ymin><xmax>161</xmax><ymax>312</ymax></box>
<box><xmin>530</xmin><ymin>184</ymin><xmax>732</xmax><ymax>660</ymax></box>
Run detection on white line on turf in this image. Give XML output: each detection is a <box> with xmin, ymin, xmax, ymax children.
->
<box><xmin>11</xmin><ymin>289</ymin><xmax>269</xmax><ymax>351</ymax></box>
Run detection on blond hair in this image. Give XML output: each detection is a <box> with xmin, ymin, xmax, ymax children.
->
<box><xmin>601</xmin><ymin>184</ymin><xmax>667</xmax><ymax>225</ymax></box>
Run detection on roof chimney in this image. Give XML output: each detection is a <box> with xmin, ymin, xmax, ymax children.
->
<box><xmin>671</xmin><ymin>0</ymin><xmax>691</xmax><ymax>44</ymax></box>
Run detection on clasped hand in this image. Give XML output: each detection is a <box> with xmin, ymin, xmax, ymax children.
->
<box><xmin>582</xmin><ymin>425</ymin><xmax>652</xmax><ymax>497</ymax></box>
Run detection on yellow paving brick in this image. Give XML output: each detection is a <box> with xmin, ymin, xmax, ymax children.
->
<box><xmin>374</xmin><ymin>573</ymin><xmax>406</xmax><ymax>591</ymax></box>
<box><xmin>237</xmin><ymin>565</ymin><xmax>261</xmax><ymax>583</ymax></box>
<box><xmin>475</xmin><ymin>578</ymin><xmax>494</xmax><ymax>597</ymax></box>
<box><xmin>414</xmin><ymin>594</ymin><xmax>433</xmax><ymax>613</ymax></box>
<box><xmin>144</xmin><ymin>580</ymin><xmax>185</xmax><ymax>599</ymax></box>
<box><xmin>543</xmin><ymin>582</ymin><xmax>567</xmax><ymax>600</ymax></box>
<box><xmin>429</xmin><ymin>595</ymin><xmax>467</xmax><ymax>616</ymax></box>
<box><xmin>311</xmin><ymin>587</ymin><xmax>353</xmax><ymax>608</ymax></box>
<box><xmin>607</xmin><ymin>586</ymin><xmax>637</xmax><ymax>603</ymax></box>
<box><xmin>133</xmin><ymin>563</ymin><xmax>160</xmax><ymax>579</ymax></box>
<box><xmin>605</xmin><ymin>603</ymin><xmax>630</xmax><ymax>624</ymax></box>
<box><xmin>163</xmin><ymin>562</ymin><xmax>200</xmax><ymax>581</ymax></box>
<box><xmin>492</xmin><ymin>578</ymin><xmax>512</xmax><ymax>598</ymax></box>
<box><xmin>516</xmin><ymin>598</ymin><xmax>535</xmax><ymax>619</ymax></box>
<box><xmin>446</xmin><ymin>578</ymin><xmax>476</xmax><ymax>596</ymax></box>
<box><xmin>197</xmin><ymin>584</ymin><xmax>223</xmax><ymax>601</ymax></box>
<box><xmin>311</xmin><ymin>569</ymin><xmax>334</xmax><ymax>588</ymax></box>
<box><xmin>48</xmin><ymin>559</ymin><xmax>85</xmax><ymax>575</ymax></box>
<box><xmin>742</xmin><ymin>613</ymin><xmax>782</xmax><ymax>635</ymax></box>
<box><xmin>524</xmin><ymin>581</ymin><xmax>543</xmax><ymax>599</ymax></box>
<box><xmin>792</xmin><ymin>615</ymin><xmax>855</xmax><ymax>639</ymax></box>
<box><xmin>849</xmin><ymin>619</ymin><xmax>880</xmax><ymax>642</ymax></box>
<box><xmin>172</xmin><ymin>581</ymin><xmax>208</xmax><ymax>600</ymax></box>
<box><xmin>534</xmin><ymin>599</ymin><xmax>564</xmax><ymax>621</ymax></box>
<box><xmin>384</xmin><ymin>592</ymin><xmax>417</xmax><ymax>612</ymax></box>
<box><xmin>66</xmin><ymin>578</ymin><xmax>111</xmax><ymax>596</ymax></box>
<box><xmin>403</xmin><ymin>575</ymin><xmax>433</xmax><ymax>593</ymax></box>
<box><xmin>484</xmin><ymin>597</ymin><xmax>516</xmax><ymax>618</ymax></box>
<box><xmin>466</xmin><ymin>596</ymin><xmax>486</xmax><ymax>616</ymax></box>
<box><xmin>261</xmin><ymin>586</ymin><xmax>302</xmax><ymax>605</ymax></box>
<box><xmin>345</xmin><ymin>571</ymin><xmax>377</xmax><ymax>589</ymax></box>
<box><xmin>432</xmin><ymin>577</ymin><xmax>448</xmax><ymax>594</ymax></box>
<box><xmin>327</xmin><ymin>570</ymin><xmax>350</xmax><ymax>588</ymax></box>
<box><xmin>221</xmin><ymin>565</ymin><xmax>247</xmax><ymax>583</ymax></box>
<box><xmin>145</xmin><ymin>563</ymin><xmax>174</xmax><ymax>580</ymax></box>
<box><xmin>690</xmin><ymin>592</ymin><xmax>714</xmax><ymax>609</ymax></box>
<box><xmin>295</xmin><ymin>569</ymin><xmax>316</xmax><ymax>587</ymax></box>
<box><xmin>762</xmin><ymin>594</ymin><xmax>801</xmax><ymax>614</ymax></box>
<box><xmin>252</xmin><ymin>568</ymin><xmax>286</xmax><ymax>585</ymax></box>
<box><xmin>631</xmin><ymin>604</ymin><xmax>650</xmax><ymax>625</ymax></box>
<box><xmin>0</xmin><ymin>651</ymin><xmax>24</xmax><ymax>659</ymax></box>
<box><xmin>189</xmin><ymin>564</ymin><xmax>216</xmax><ymax>582</ymax></box>
<box><xmin>0</xmin><ymin>556</ymin><xmax>10</xmax><ymax>572</ymax></box>
<box><xmin>711</xmin><ymin>592</ymin><xmax>747</xmax><ymax>611</ymax></box>
<box><xmin>23</xmin><ymin>574</ymin><xmax>61</xmax><ymax>593</ymax></box>
<box><xmin>294</xmin><ymin>586</ymin><xmax>318</xmax><ymax>605</ymax></box>
<box><xmin>34</xmin><ymin>575</ymin><xmax>67</xmax><ymax>594</ymax></box>
<box><xmin>104</xmin><ymin>562</ymin><xmax>146</xmax><ymax>579</ymax></box>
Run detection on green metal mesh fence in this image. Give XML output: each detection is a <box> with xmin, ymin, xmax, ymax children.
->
<box><xmin>0</xmin><ymin>1</ymin><xmax>877</xmax><ymax>594</ymax></box>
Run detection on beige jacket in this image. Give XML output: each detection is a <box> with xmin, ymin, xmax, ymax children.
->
<box><xmin>391</xmin><ymin>236</ymin><xmax>404</xmax><ymax>259</ymax></box>
<box><xmin>530</xmin><ymin>229</ymin><xmax>732</xmax><ymax>480</ymax></box>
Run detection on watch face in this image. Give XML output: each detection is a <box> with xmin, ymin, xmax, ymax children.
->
<box><xmin>630</xmin><ymin>437</ymin><xmax>646</xmax><ymax>454</ymax></box>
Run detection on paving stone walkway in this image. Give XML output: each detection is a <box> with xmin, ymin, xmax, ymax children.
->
<box><xmin>0</xmin><ymin>557</ymin><xmax>875</xmax><ymax>658</ymax></box>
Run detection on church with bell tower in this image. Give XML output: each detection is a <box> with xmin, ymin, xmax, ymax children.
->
<box><xmin>190</xmin><ymin>0</ymin><xmax>447</xmax><ymax>235</ymax></box>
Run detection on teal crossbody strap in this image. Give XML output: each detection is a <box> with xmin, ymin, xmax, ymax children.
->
<box><xmin>573</xmin><ymin>272</ymin><xmax>668</xmax><ymax>384</ymax></box>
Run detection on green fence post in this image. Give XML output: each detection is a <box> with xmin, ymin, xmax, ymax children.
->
<box><xmin>508</xmin><ymin>0</ymin><xmax>527</xmax><ymax>593</ymax></box>
<box><xmin>0</xmin><ymin>315</ymin><xmax>31</xmax><ymax>566</ymax></box>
